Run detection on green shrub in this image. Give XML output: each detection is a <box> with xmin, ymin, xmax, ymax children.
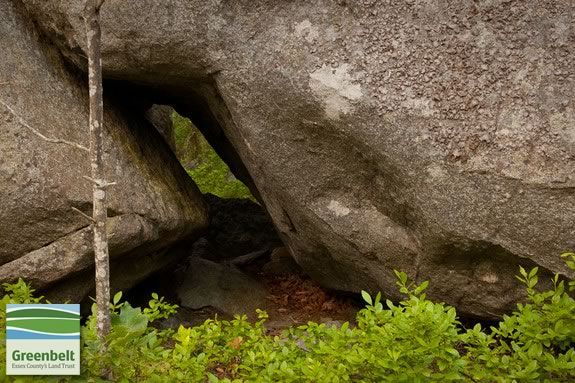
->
<box><xmin>462</xmin><ymin>253</ymin><xmax>575</xmax><ymax>382</ymax></box>
<box><xmin>1</xmin><ymin>254</ymin><xmax>574</xmax><ymax>382</ymax></box>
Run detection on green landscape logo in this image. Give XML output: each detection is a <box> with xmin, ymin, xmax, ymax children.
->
<box><xmin>6</xmin><ymin>304</ymin><xmax>80</xmax><ymax>375</ymax></box>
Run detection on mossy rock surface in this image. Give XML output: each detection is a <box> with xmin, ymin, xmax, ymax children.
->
<box><xmin>171</xmin><ymin>112</ymin><xmax>254</xmax><ymax>201</ymax></box>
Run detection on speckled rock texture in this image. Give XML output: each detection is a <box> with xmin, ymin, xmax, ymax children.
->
<box><xmin>0</xmin><ymin>1</ymin><xmax>207</xmax><ymax>300</ymax></box>
<box><xmin>20</xmin><ymin>0</ymin><xmax>574</xmax><ymax>317</ymax></box>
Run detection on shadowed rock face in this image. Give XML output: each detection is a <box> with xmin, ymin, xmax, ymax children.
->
<box><xmin>0</xmin><ymin>1</ymin><xmax>208</xmax><ymax>301</ymax></box>
<box><xmin>18</xmin><ymin>0</ymin><xmax>575</xmax><ymax>317</ymax></box>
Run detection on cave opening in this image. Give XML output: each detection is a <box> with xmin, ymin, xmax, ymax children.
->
<box><xmin>145</xmin><ymin>105</ymin><xmax>255</xmax><ymax>202</ymax></box>
<box><xmin>120</xmin><ymin>101</ymin><xmax>361</xmax><ymax>332</ymax></box>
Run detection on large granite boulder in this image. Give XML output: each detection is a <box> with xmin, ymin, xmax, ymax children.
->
<box><xmin>19</xmin><ymin>0</ymin><xmax>574</xmax><ymax>317</ymax></box>
<box><xmin>0</xmin><ymin>1</ymin><xmax>207</xmax><ymax>301</ymax></box>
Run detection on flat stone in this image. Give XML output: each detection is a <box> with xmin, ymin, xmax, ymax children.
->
<box><xmin>177</xmin><ymin>258</ymin><xmax>267</xmax><ymax>317</ymax></box>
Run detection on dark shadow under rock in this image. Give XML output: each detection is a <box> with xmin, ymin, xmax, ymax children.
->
<box><xmin>202</xmin><ymin>193</ymin><xmax>282</xmax><ymax>260</ymax></box>
<box><xmin>176</xmin><ymin>257</ymin><xmax>267</xmax><ymax>318</ymax></box>
<box><xmin>262</xmin><ymin>247</ymin><xmax>303</xmax><ymax>276</ymax></box>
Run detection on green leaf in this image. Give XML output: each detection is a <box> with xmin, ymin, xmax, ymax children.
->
<box><xmin>414</xmin><ymin>280</ymin><xmax>429</xmax><ymax>295</ymax></box>
<box><xmin>361</xmin><ymin>290</ymin><xmax>373</xmax><ymax>306</ymax></box>
<box><xmin>112</xmin><ymin>304</ymin><xmax>148</xmax><ymax>333</ymax></box>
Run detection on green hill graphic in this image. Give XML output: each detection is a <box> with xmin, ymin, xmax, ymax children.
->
<box><xmin>7</xmin><ymin>308</ymin><xmax>79</xmax><ymax>320</ymax></box>
<box><xmin>6</xmin><ymin>306</ymin><xmax>80</xmax><ymax>338</ymax></box>
<box><xmin>7</xmin><ymin>319</ymin><xmax>79</xmax><ymax>334</ymax></box>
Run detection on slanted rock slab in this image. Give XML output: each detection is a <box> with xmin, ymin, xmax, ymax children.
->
<box><xmin>0</xmin><ymin>1</ymin><xmax>207</xmax><ymax>298</ymax></box>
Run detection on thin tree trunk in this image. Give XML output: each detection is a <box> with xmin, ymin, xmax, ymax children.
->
<box><xmin>85</xmin><ymin>0</ymin><xmax>110</xmax><ymax>341</ymax></box>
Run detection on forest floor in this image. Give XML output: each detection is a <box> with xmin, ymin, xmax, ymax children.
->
<box><xmin>123</xmin><ymin>195</ymin><xmax>362</xmax><ymax>333</ymax></box>
<box><xmin>254</xmin><ymin>272</ymin><xmax>359</xmax><ymax>335</ymax></box>
<box><xmin>126</xmin><ymin>253</ymin><xmax>361</xmax><ymax>334</ymax></box>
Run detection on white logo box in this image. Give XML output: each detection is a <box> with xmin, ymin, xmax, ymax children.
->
<box><xmin>6</xmin><ymin>304</ymin><xmax>80</xmax><ymax>376</ymax></box>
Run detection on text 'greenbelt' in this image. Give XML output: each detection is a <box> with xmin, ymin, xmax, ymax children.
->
<box><xmin>12</xmin><ymin>350</ymin><xmax>75</xmax><ymax>362</ymax></box>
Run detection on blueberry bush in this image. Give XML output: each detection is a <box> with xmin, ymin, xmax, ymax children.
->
<box><xmin>0</xmin><ymin>253</ymin><xmax>573</xmax><ymax>382</ymax></box>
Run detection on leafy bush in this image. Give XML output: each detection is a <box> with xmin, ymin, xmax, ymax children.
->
<box><xmin>1</xmin><ymin>254</ymin><xmax>574</xmax><ymax>382</ymax></box>
<box><xmin>462</xmin><ymin>254</ymin><xmax>575</xmax><ymax>382</ymax></box>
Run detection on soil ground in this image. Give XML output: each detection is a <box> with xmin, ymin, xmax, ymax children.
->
<box><xmin>125</xmin><ymin>254</ymin><xmax>361</xmax><ymax>334</ymax></box>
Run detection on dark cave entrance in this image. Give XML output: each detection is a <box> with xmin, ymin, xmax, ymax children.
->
<box><xmin>119</xmin><ymin>100</ymin><xmax>362</xmax><ymax>331</ymax></box>
<box><xmin>95</xmin><ymin>79</ymin><xmax>362</xmax><ymax>331</ymax></box>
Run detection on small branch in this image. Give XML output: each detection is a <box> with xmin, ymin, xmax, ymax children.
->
<box><xmin>82</xmin><ymin>175</ymin><xmax>116</xmax><ymax>188</ymax></box>
<box><xmin>71</xmin><ymin>207</ymin><xmax>95</xmax><ymax>223</ymax></box>
<box><xmin>460</xmin><ymin>371</ymin><xmax>479</xmax><ymax>383</ymax></box>
<box><xmin>0</xmin><ymin>99</ymin><xmax>89</xmax><ymax>153</ymax></box>
<box><xmin>229</xmin><ymin>248</ymin><xmax>270</xmax><ymax>267</ymax></box>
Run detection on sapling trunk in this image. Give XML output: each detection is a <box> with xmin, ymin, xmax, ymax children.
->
<box><xmin>85</xmin><ymin>0</ymin><xmax>111</xmax><ymax>341</ymax></box>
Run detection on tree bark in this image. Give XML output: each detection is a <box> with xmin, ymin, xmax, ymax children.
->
<box><xmin>85</xmin><ymin>0</ymin><xmax>110</xmax><ymax>341</ymax></box>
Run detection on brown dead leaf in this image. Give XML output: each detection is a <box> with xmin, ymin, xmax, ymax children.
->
<box><xmin>228</xmin><ymin>336</ymin><xmax>243</xmax><ymax>350</ymax></box>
